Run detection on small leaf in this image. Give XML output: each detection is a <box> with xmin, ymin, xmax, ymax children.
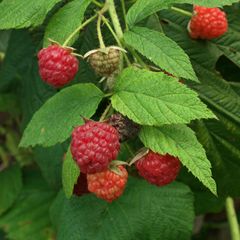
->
<box><xmin>139</xmin><ymin>125</ymin><xmax>217</xmax><ymax>194</ymax></box>
<box><xmin>111</xmin><ymin>67</ymin><xmax>215</xmax><ymax>126</ymax></box>
<box><xmin>44</xmin><ymin>0</ymin><xmax>91</xmax><ymax>47</ymax></box>
<box><xmin>20</xmin><ymin>83</ymin><xmax>104</xmax><ymax>147</ymax></box>
<box><xmin>126</xmin><ymin>0</ymin><xmax>239</xmax><ymax>27</ymax></box>
<box><xmin>0</xmin><ymin>0</ymin><xmax>61</xmax><ymax>29</ymax></box>
<box><xmin>0</xmin><ymin>164</ymin><xmax>22</xmax><ymax>215</ymax></box>
<box><xmin>62</xmin><ymin>148</ymin><xmax>80</xmax><ymax>199</ymax></box>
<box><xmin>124</xmin><ymin>27</ymin><xmax>197</xmax><ymax>81</ymax></box>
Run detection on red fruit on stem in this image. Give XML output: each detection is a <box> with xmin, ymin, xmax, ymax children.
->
<box><xmin>135</xmin><ymin>150</ymin><xmax>181</xmax><ymax>186</ymax></box>
<box><xmin>188</xmin><ymin>6</ymin><xmax>228</xmax><ymax>40</ymax></box>
<box><xmin>38</xmin><ymin>44</ymin><xmax>79</xmax><ymax>87</ymax></box>
<box><xmin>71</xmin><ymin>120</ymin><xmax>120</xmax><ymax>174</ymax></box>
<box><xmin>87</xmin><ymin>166</ymin><xmax>128</xmax><ymax>202</ymax></box>
<box><xmin>73</xmin><ymin>173</ymin><xmax>89</xmax><ymax>196</ymax></box>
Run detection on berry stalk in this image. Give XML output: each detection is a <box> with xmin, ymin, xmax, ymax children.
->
<box><xmin>226</xmin><ymin>197</ymin><xmax>240</xmax><ymax>240</ymax></box>
<box><xmin>170</xmin><ymin>6</ymin><xmax>192</xmax><ymax>17</ymax></box>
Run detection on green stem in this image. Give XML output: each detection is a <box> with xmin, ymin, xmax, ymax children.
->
<box><xmin>91</xmin><ymin>0</ymin><xmax>103</xmax><ymax>7</ymax></box>
<box><xmin>226</xmin><ymin>197</ymin><xmax>240</xmax><ymax>240</ymax></box>
<box><xmin>97</xmin><ymin>16</ymin><xmax>106</xmax><ymax>48</ymax></box>
<box><xmin>121</xmin><ymin>0</ymin><xmax>128</xmax><ymax>31</ymax></box>
<box><xmin>106</xmin><ymin>0</ymin><xmax>124</xmax><ymax>39</ymax></box>
<box><xmin>99</xmin><ymin>103</ymin><xmax>112</xmax><ymax>122</ymax></box>
<box><xmin>62</xmin><ymin>14</ymin><xmax>98</xmax><ymax>47</ymax></box>
<box><xmin>170</xmin><ymin>6</ymin><xmax>192</xmax><ymax>17</ymax></box>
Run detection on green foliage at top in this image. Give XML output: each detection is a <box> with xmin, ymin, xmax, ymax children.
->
<box><xmin>126</xmin><ymin>0</ymin><xmax>239</xmax><ymax>27</ymax></box>
<box><xmin>124</xmin><ymin>27</ymin><xmax>198</xmax><ymax>81</ymax></box>
<box><xmin>111</xmin><ymin>67</ymin><xmax>215</xmax><ymax>126</ymax></box>
<box><xmin>44</xmin><ymin>0</ymin><xmax>91</xmax><ymax>47</ymax></box>
<box><xmin>53</xmin><ymin>179</ymin><xmax>194</xmax><ymax>240</ymax></box>
<box><xmin>0</xmin><ymin>0</ymin><xmax>62</xmax><ymax>29</ymax></box>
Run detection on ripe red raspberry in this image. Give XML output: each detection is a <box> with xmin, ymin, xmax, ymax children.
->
<box><xmin>87</xmin><ymin>166</ymin><xmax>128</xmax><ymax>202</ymax></box>
<box><xmin>38</xmin><ymin>44</ymin><xmax>79</xmax><ymax>87</ymax></box>
<box><xmin>71</xmin><ymin>120</ymin><xmax>120</xmax><ymax>174</ymax></box>
<box><xmin>135</xmin><ymin>150</ymin><xmax>181</xmax><ymax>186</ymax></box>
<box><xmin>84</xmin><ymin>46</ymin><xmax>123</xmax><ymax>77</ymax></box>
<box><xmin>188</xmin><ymin>6</ymin><xmax>228</xmax><ymax>40</ymax></box>
<box><xmin>73</xmin><ymin>173</ymin><xmax>89</xmax><ymax>196</ymax></box>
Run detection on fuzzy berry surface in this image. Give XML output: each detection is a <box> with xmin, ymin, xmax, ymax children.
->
<box><xmin>71</xmin><ymin>120</ymin><xmax>120</xmax><ymax>174</ymax></box>
<box><xmin>87</xmin><ymin>166</ymin><xmax>128</xmax><ymax>202</ymax></box>
<box><xmin>188</xmin><ymin>6</ymin><xmax>228</xmax><ymax>40</ymax></box>
<box><xmin>38</xmin><ymin>44</ymin><xmax>79</xmax><ymax>87</ymax></box>
<box><xmin>108</xmin><ymin>113</ymin><xmax>140</xmax><ymax>142</ymax></box>
<box><xmin>73</xmin><ymin>173</ymin><xmax>89</xmax><ymax>196</ymax></box>
<box><xmin>135</xmin><ymin>151</ymin><xmax>181</xmax><ymax>186</ymax></box>
<box><xmin>88</xmin><ymin>48</ymin><xmax>120</xmax><ymax>76</ymax></box>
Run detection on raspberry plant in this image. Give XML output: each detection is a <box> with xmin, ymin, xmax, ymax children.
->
<box><xmin>0</xmin><ymin>0</ymin><xmax>240</xmax><ymax>239</ymax></box>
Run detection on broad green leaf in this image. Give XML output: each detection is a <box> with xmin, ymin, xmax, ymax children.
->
<box><xmin>20</xmin><ymin>83</ymin><xmax>104</xmax><ymax>147</ymax></box>
<box><xmin>0</xmin><ymin>0</ymin><xmax>61</xmax><ymax>29</ymax></box>
<box><xmin>44</xmin><ymin>0</ymin><xmax>91</xmax><ymax>47</ymax></box>
<box><xmin>124</xmin><ymin>27</ymin><xmax>197</xmax><ymax>81</ymax></box>
<box><xmin>111</xmin><ymin>67</ymin><xmax>215</xmax><ymax>126</ymax></box>
<box><xmin>139</xmin><ymin>125</ymin><xmax>217</xmax><ymax>194</ymax></box>
<box><xmin>62</xmin><ymin>148</ymin><xmax>80</xmax><ymax>199</ymax></box>
<box><xmin>0</xmin><ymin>164</ymin><xmax>22</xmax><ymax>215</ymax></box>
<box><xmin>126</xmin><ymin>0</ymin><xmax>239</xmax><ymax>27</ymax></box>
<box><xmin>54</xmin><ymin>178</ymin><xmax>194</xmax><ymax>240</ymax></box>
<box><xmin>0</xmin><ymin>170</ymin><xmax>56</xmax><ymax>240</ymax></box>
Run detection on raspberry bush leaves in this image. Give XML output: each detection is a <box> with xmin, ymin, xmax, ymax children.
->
<box><xmin>1</xmin><ymin>0</ymin><xmax>240</xmax><ymax>239</ymax></box>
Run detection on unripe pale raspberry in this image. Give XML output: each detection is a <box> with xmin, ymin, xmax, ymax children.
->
<box><xmin>108</xmin><ymin>113</ymin><xmax>140</xmax><ymax>142</ymax></box>
<box><xmin>71</xmin><ymin>120</ymin><xmax>120</xmax><ymax>174</ymax></box>
<box><xmin>73</xmin><ymin>173</ymin><xmax>89</xmax><ymax>196</ymax></box>
<box><xmin>188</xmin><ymin>6</ymin><xmax>228</xmax><ymax>40</ymax></box>
<box><xmin>87</xmin><ymin>166</ymin><xmax>128</xmax><ymax>202</ymax></box>
<box><xmin>135</xmin><ymin>150</ymin><xmax>181</xmax><ymax>186</ymax></box>
<box><xmin>38</xmin><ymin>44</ymin><xmax>79</xmax><ymax>87</ymax></box>
<box><xmin>84</xmin><ymin>46</ymin><xmax>122</xmax><ymax>77</ymax></box>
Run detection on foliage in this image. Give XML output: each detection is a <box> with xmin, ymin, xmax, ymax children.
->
<box><xmin>0</xmin><ymin>0</ymin><xmax>239</xmax><ymax>239</ymax></box>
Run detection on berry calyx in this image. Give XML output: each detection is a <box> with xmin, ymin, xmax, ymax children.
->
<box><xmin>71</xmin><ymin>120</ymin><xmax>120</xmax><ymax>174</ymax></box>
<box><xmin>135</xmin><ymin>150</ymin><xmax>181</xmax><ymax>186</ymax></box>
<box><xmin>188</xmin><ymin>6</ymin><xmax>228</xmax><ymax>40</ymax></box>
<box><xmin>73</xmin><ymin>173</ymin><xmax>89</xmax><ymax>196</ymax></box>
<box><xmin>38</xmin><ymin>43</ymin><xmax>79</xmax><ymax>87</ymax></box>
<box><xmin>87</xmin><ymin>165</ymin><xmax>128</xmax><ymax>202</ymax></box>
<box><xmin>84</xmin><ymin>46</ymin><xmax>124</xmax><ymax>77</ymax></box>
<box><xmin>108</xmin><ymin>113</ymin><xmax>140</xmax><ymax>142</ymax></box>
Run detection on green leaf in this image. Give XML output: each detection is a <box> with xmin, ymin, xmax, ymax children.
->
<box><xmin>139</xmin><ymin>125</ymin><xmax>217</xmax><ymax>194</ymax></box>
<box><xmin>62</xmin><ymin>148</ymin><xmax>80</xmax><ymax>199</ymax></box>
<box><xmin>55</xmin><ymin>178</ymin><xmax>194</xmax><ymax>240</ymax></box>
<box><xmin>111</xmin><ymin>67</ymin><xmax>215</xmax><ymax>126</ymax></box>
<box><xmin>124</xmin><ymin>27</ymin><xmax>197</xmax><ymax>81</ymax></box>
<box><xmin>20</xmin><ymin>83</ymin><xmax>104</xmax><ymax>147</ymax></box>
<box><xmin>0</xmin><ymin>170</ymin><xmax>56</xmax><ymax>240</ymax></box>
<box><xmin>0</xmin><ymin>164</ymin><xmax>22</xmax><ymax>215</ymax></box>
<box><xmin>126</xmin><ymin>0</ymin><xmax>239</xmax><ymax>27</ymax></box>
<box><xmin>44</xmin><ymin>0</ymin><xmax>91</xmax><ymax>47</ymax></box>
<box><xmin>0</xmin><ymin>0</ymin><xmax>62</xmax><ymax>29</ymax></box>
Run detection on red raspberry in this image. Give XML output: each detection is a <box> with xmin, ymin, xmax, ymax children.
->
<box><xmin>38</xmin><ymin>44</ymin><xmax>79</xmax><ymax>87</ymax></box>
<box><xmin>135</xmin><ymin>150</ymin><xmax>181</xmax><ymax>186</ymax></box>
<box><xmin>71</xmin><ymin>120</ymin><xmax>120</xmax><ymax>174</ymax></box>
<box><xmin>87</xmin><ymin>166</ymin><xmax>128</xmax><ymax>202</ymax></box>
<box><xmin>73</xmin><ymin>173</ymin><xmax>89</xmax><ymax>196</ymax></box>
<box><xmin>188</xmin><ymin>6</ymin><xmax>228</xmax><ymax>40</ymax></box>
